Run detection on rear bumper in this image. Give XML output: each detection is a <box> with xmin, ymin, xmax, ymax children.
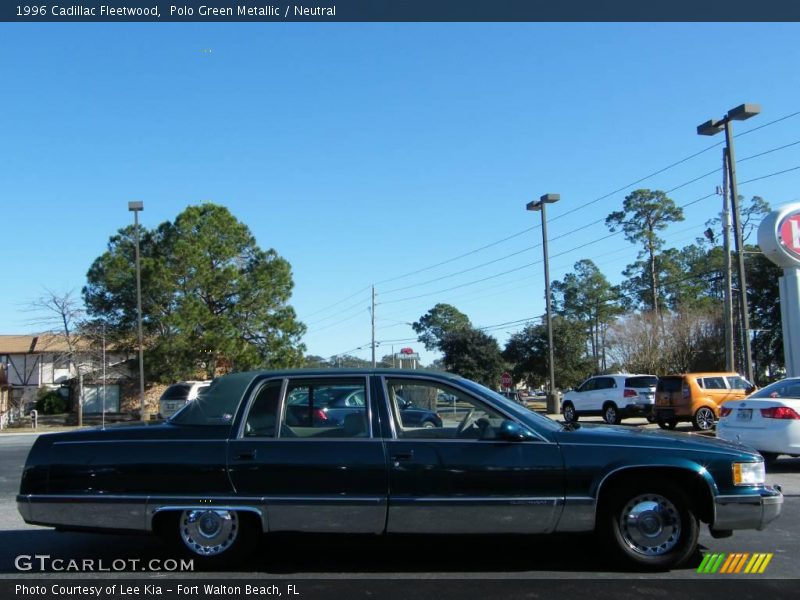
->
<box><xmin>713</xmin><ymin>486</ymin><xmax>783</xmax><ymax>530</ymax></box>
<box><xmin>655</xmin><ymin>407</ymin><xmax>692</xmax><ymax>421</ymax></box>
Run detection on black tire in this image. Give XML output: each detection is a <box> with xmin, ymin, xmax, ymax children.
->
<box><xmin>760</xmin><ymin>451</ymin><xmax>780</xmax><ymax>464</ymax></box>
<box><xmin>562</xmin><ymin>402</ymin><xmax>578</xmax><ymax>423</ymax></box>
<box><xmin>602</xmin><ymin>403</ymin><xmax>621</xmax><ymax>425</ymax></box>
<box><xmin>692</xmin><ymin>407</ymin><xmax>716</xmax><ymax>431</ymax></box>
<box><xmin>422</xmin><ymin>420</ymin><xmax>436</xmax><ymax>428</ymax></box>
<box><xmin>600</xmin><ymin>480</ymin><xmax>699</xmax><ymax>570</ymax></box>
<box><xmin>158</xmin><ymin>509</ymin><xmax>259</xmax><ymax>569</ymax></box>
<box><xmin>657</xmin><ymin>419</ymin><xmax>677</xmax><ymax>430</ymax></box>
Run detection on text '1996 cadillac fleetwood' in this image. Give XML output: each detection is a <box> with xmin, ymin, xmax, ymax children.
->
<box><xmin>18</xmin><ymin>369</ymin><xmax>782</xmax><ymax>570</ymax></box>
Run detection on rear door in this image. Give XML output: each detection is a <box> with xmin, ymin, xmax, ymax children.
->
<box><xmin>227</xmin><ymin>375</ymin><xmax>388</xmax><ymax>534</ymax></box>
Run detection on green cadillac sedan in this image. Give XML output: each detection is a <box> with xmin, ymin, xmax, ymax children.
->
<box><xmin>18</xmin><ymin>369</ymin><xmax>782</xmax><ymax>570</ymax></box>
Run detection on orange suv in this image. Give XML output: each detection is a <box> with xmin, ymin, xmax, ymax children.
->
<box><xmin>654</xmin><ymin>372</ymin><xmax>755</xmax><ymax>431</ymax></box>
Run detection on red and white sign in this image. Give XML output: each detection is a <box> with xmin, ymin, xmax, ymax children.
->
<box><xmin>780</xmin><ymin>213</ymin><xmax>800</xmax><ymax>259</ymax></box>
<box><xmin>501</xmin><ymin>372</ymin><xmax>513</xmax><ymax>388</ymax></box>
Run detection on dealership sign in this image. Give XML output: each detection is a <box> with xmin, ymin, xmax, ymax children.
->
<box><xmin>758</xmin><ymin>202</ymin><xmax>800</xmax><ymax>268</ymax></box>
<box><xmin>758</xmin><ymin>202</ymin><xmax>800</xmax><ymax>378</ymax></box>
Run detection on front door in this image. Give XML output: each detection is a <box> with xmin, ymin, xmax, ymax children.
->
<box><xmin>380</xmin><ymin>376</ymin><xmax>564</xmax><ymax>535</ymax></box>
<box><xmin>227</xmin><ymin>376</ymin><xmax>388</xmax><ymax>534</ymax></box>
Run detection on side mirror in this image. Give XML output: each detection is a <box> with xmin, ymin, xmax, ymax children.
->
<box><xmin>497</xmin><ymin>419</ymin><xmax>537</xmax><ymax>442</ymax></box>
<box><xmin>745</xmin><ymin>385</ymin><xmax>756</xmax><ymax>395</ymax></box>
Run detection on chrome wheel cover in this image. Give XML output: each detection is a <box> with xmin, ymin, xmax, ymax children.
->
<box><xmin>179</xmin><ymin>510</ymin><xmax>238</xmax><ymax>557</ymax></box>
<box><xmin>563</xmin><ymin>404</ymin><xmax>575</xmax><ymax>422</ymax></box>
<box><xmin>619</xmin><ymin>493</ymin><xmax>681</xmax><ymax>556</ymax></box>
<box><xmin>695</xmin><ymin>408</ymin><xmax>715</xmax><ymax>430</ymax></box>
<box><xmin>603</xmin><ymin>406</ymin><xmax>617</xmax><ymax>424</ymax></box>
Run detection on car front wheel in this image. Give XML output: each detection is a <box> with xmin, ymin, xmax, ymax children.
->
<box><xmin>692</xmin><ymin>407</ymin><xmax>716</xmax><ymax>431</ymax></box>
<box><xmin>657</xmin><ymin>419</ymin><xmax>677</xmax><ymax>430</ymax></box>
<box><xmin>601</xmin><ymin>481</ymin><xmax>699</xmax><ymax>570</ymax></box>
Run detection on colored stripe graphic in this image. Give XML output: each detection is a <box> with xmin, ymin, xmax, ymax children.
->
<box><xmin>698</xmin><ymin>553</ymin><xmax>773</xmax><ymax>574</ymax></box>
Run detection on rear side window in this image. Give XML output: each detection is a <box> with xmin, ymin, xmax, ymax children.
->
<box><xmin>657</xmin><ymin>377</ymin><xmax>683</xmax><ymax>393</ymax></box>
<box><xmin>161</xmin><ymin>384</ymin><xmax>191</xmax><ymax>400</ymax></box>
<box><xmin>626</xmin><ymin>376</ymin><xmax>658</xmax><ymax>388</ymax></box>
<box><xmin>596</xmin><ymin>377</ymin><xmax>617</xmax><ymax>390</ymax></box>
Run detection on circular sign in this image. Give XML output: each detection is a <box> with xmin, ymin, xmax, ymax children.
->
<box><xmin>758</xmin><ymin>202</ymin><xmax>800</xmax><ymax>269</ymax></box>
<box><xmin>779</xmin><ymin>214</ymin><xmax>800</xmax><ymax>260</ymax></box>
<box><xmin>501</xmin><ymin>372</ymin><xmax>513</xmax><ymax>388</ymax></box>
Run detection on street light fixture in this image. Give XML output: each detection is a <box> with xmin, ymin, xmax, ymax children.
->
<box><xmin>697</xmin><ymin>104</ymin><xmax>760</xmax><ymax>384</ymax></box>
<box><xmin>527</xmin><ymin>193</ymin><xmax>559</xmax><ymax>414</ymax></box>
<box><xmin>127</xmin><ymin>201</ymin><xmax>146</xmax><ymax>422</ymax></box>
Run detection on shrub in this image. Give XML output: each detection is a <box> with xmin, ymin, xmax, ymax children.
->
<box><xmin>35</xmin><ymin>391</ymin><xmax>68</xmax><ymax>415</ymax></box>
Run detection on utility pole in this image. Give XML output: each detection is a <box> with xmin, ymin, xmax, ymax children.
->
<box><xmin>721</xmin><ymin>150</ymin><xmax>735</xmax><ymax>372</ymax></box>
<box><xmin>371</xmin><ymin>286</ymin><xmax>376</xmax><ymax>368</ymax></box>
<box><xmin>724</xmin><ymin>136</ymin><xmax>755</xmax><ymax>384</ymax></box>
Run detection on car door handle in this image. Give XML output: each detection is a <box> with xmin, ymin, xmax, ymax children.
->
<box><xmin>391</xmin><ymin>451</ymin><xmax>414</xmax><ymax>467</ymax></box>
<box><xmin>234</xmin><ymin>450</ymin><xmax>257</xmax><ymax>461</ymax></box>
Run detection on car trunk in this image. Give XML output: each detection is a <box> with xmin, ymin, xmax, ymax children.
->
<box><xmin>656</xmin><ymin>376</ymin><xmax>688</xmax><ymax>412</ymax></box>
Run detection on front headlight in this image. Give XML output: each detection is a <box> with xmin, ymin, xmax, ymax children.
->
<box><xmin>733</xmin><ymin>461</ymin><xmax>765</xmax><ymax>486</ymax></box>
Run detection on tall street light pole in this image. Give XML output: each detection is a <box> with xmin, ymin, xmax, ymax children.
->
<box><xmin>527</xmin><ymin>193</ymin><xmax>560</xmax><ymax>414</ymax></box>
<box><xmin>128</xmin><ymin>201</ymin><xmax>147</xmax><ymax>422</ymax></box>
<box><xmin>697</xmin><ymin>104</ymin><xmax>760</xmax><ymax>384</ymax></box>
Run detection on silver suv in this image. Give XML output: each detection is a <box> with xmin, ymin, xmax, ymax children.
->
<box><xmin>560</xmin><ymin>374</ymin><xmax>658</xmax><ymax>424</ymax></box>
<box><xmin>158</xmin><ymin>381</ymin><xmax>211</xmax><ymax>419</ymax></box>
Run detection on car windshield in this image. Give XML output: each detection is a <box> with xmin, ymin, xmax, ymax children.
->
<box><xmin>657</xmin><ymin>377</ymin><xmax>683</xmax><ymax>392</ymax></box>
<box><xmin>161</xmin><ymin>384</ymin><xmax>191</xmax><ymax>400</ymax></box>
<box><xmin>749</xmin><ymin>379</ymin><xmax>800</xmax><ymax>399</ymax></box>
<box><xmin>626</xmin><ymin>376</ymin><xmax>658</xmax><ymax>388</ymax></box>
<box><xmin>169</xmin><ymin>377</ymin><xmax>243</xmax><ymax>426</ymax></box>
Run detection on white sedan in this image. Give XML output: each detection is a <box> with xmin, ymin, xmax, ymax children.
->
<box><xmin>716</xmin><ymin>377</ymin><xmax>800</xmax><ymax>462</ymax></box>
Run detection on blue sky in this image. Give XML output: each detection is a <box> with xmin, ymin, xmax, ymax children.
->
<box><xmin>2</xmin><ymin>23</ymin><xmax>800</xmax><ymax>366</ymax></box>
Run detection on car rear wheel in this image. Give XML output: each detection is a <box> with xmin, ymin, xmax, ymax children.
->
<box><xmin>692</xmin><ymin>407</ymin><xmax>716</xmax><ymax>431</ymax></box>
<box><xmin>422</xmin><ymin>420</ymin><xmax>436</xmax><ymax>428</ymax></box>
<box><xmin>603</xmin><ymin>403</ymin><xmax>621</xmax><ymax>425</ymax></box>
<box><xmin>600</xmin><ymin>481</ymin><xmax>699</xmax><ymax>570</ymax></box>
<box><xmin>562</xmin><ymin>402</ymin><xmax>578</xmax><ymax>423</ymax></box>
<box><xmin>657</xmin><ymin>419</ymin><xmax>677</xmax><ymax>430</ymax></box>
<box><xmin>160</xmin><ymin>509</ymin><xmax>258</xmax><ymax>567</ymax></box>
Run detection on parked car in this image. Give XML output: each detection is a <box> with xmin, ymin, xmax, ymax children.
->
<box><xmin>560</xmin><ymin>374</ymin><xmax>658</xmax><ymax>424</ymax></box>
<box><xmin>655</xmin><ymin>372</ymin><xmax>755</xmax><ymax>431</ymax></box>
<box><xmin>716</xmin><ymin>377</ymin><xmax>800</xmax><ymax>462</ymax></box>
<box><xmin>18</xmin><ymin>369</ymin><xmax>781</xmax><ymax>570</ymax></box>
<box><xmin>157</xmin><ymin>381</ymin><xmax>211</xmax><ymax>419</ymax></box>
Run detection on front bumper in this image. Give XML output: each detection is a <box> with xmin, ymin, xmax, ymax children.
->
<box><xmin>713</xmin><ymin>486</ymin><xmax>783</xmax><ymax>530</ymax></box>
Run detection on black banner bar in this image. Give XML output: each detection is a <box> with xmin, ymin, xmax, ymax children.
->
<box><xmin>3</xmin><ymin>579</ymin><xmax>800</xmax><ymax>600</ymax></box>
<box><xmin>3</xmin><ymin>0</ymin><xmax>800</xmax><ymax>22</ymax></box>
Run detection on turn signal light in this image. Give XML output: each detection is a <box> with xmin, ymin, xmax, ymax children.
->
<box><xmin>760</xmin><ymin>406</ymin><xmax>800</xmax><ymax>419</ymax></box>
<box><xmin>623</xmin><ymin>389</ymin><xmax>638</xmax><ymax>398</ymax></box>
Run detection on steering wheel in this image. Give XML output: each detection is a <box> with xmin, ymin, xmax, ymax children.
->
<box><xmin>456</xmin><ymin>408</ymin><xmax>477</xmax><ymax>436</ymax></box>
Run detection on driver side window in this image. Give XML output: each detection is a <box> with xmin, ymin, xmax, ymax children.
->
<box><xmin>385</xmin><ymin>378</ymin><xmax>504</xmax><ymax>440</ymax></box>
